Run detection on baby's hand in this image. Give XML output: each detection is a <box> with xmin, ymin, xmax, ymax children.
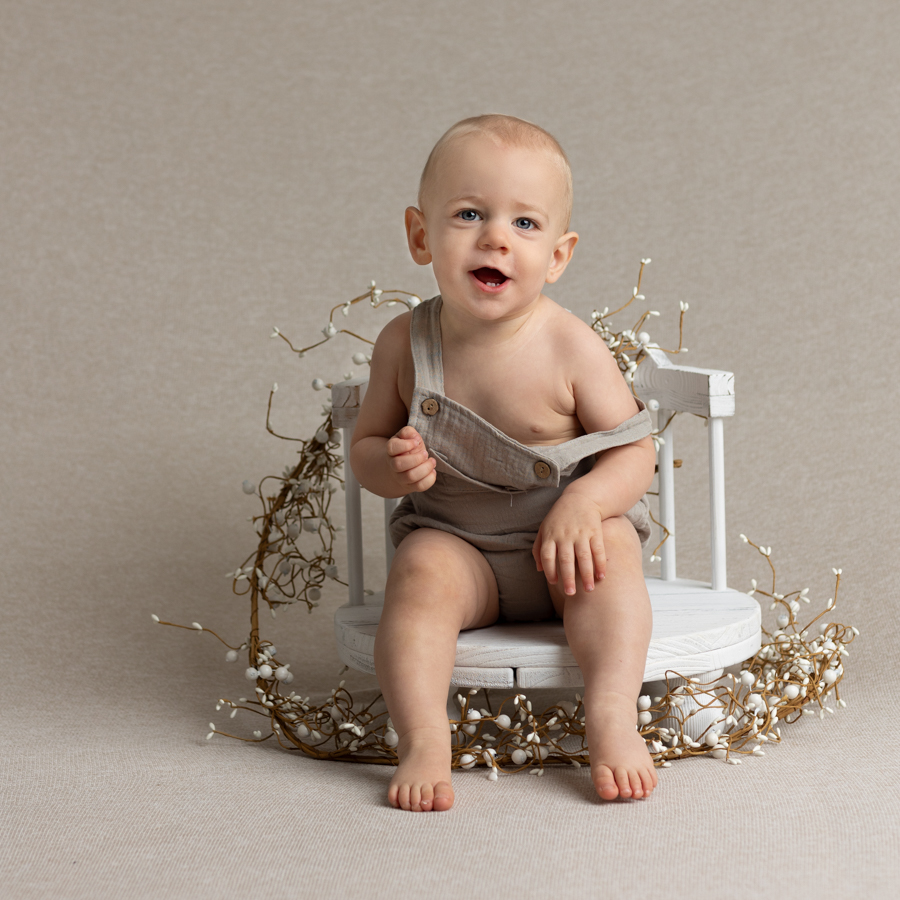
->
<box><xmin>386</xmin><ymin>425</ymin><xmax>437</xmax><ymax>493</ymax></box>
<box><xmin>533</xmin><ymin>493</ymin><xmax>606</xmax><ymax>595</ymax></box>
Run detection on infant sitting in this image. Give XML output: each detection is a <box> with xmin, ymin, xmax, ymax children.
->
<box><xmin>351</xmin><ymin>114</ymin><xmax>658</xmax><ymax>810</ymax></box>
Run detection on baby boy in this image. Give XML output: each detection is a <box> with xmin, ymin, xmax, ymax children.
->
<box><xmin>350</xmin><ymin>115</ymin><xmax>658</xmax><ymax>810</ymax></box>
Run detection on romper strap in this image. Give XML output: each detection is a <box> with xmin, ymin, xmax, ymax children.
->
<box><xmin>409</xmin><ymin>295</ymin><xmax>445</xmax><ymax>395</ymax></box>
<box><xmin>541</xmin><ymin>401</ymin><xmax>652</xmax><ymax>472</ymax></box>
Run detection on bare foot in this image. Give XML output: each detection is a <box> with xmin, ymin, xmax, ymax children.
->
<box><xmin>584</xmin><ymin>691</ymin><xmax>658</xmax><ymax>801</ymax></box>
<box><xmin>388</xmin><ymin>726</ymin><xmax>455</xmax><ymax>812</ymax></box>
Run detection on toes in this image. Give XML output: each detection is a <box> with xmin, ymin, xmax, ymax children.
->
<box><xmin>640</xmin><ymin>767</ymin><xmax>656</xmax><ymax>797</ymax></box>
<box><xmin>629</xmin><ymin>770</ymin><xmax>644</xmax><ymax>798</ymax></box>
<box><xmin>594</xmin><ymin>765</ymin><xmax>620</xmax><ymax>800</ymax></box>
<box><xmin>391</xmin><ymin>779</ymin><xmax>454</xmax><ymax>812</ymax></box>
<box><xmin>433</xmin><ymin>781</ymin><xmax>454</xmax><ymax>812</ymax></box>
<box><xmin>614</xmin><ymin>766</ymin><xmax>632</xmax><ymax>798</ymax></box>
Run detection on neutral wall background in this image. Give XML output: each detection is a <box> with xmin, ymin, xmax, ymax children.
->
<box><xmin>2</xmin><ymin>2</ymin><xmax>898</xmax><ymax>898</ymax></box>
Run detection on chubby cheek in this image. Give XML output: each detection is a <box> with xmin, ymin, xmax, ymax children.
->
<box><xmin>430</xmin><ymin>256</ymin><xmax>457</xmax><ymax>287</ymax></box>
<box><xmin>431</xmin><ymin>243</ymin><xmax>467</xmax><ymax>280</ymax></box>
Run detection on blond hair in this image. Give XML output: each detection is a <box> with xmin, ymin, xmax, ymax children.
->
<box><xmin>418</xmin><ymin>114</ymin><xmax>573</xmax><ymax>232</ymax></box>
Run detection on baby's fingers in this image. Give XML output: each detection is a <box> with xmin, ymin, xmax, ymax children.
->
<box><xmin>390</xmin><ymin>445</ymin><xmax>428</xmax><ymax>475</ymax></box>
<box><xmin>543</xmin><ymin>536</ymin><xmax>606</xmax><ymax>595</ymax></box>
<box><xmin>591</xmin><ymin>533</ymin><xmax>607</xmax><ymax>584</ymax></box>
<box><xmin>557</xmin><ymin>545</ymin><xmax>581</xmax><ymax>596</ymax></box>
<box><xmin>405</xmin><ymin>457</ymin><xmax>437</xmax><ymax>492</ymax></box>
<box><xmin>390</xmin><ymin>448</ymin><xmax>436</xmax><ymax>490</ymax></box>
<box><xmin>575</xmin><ymin>538</ymin><xmax>598</xmax><ymax>593</ymax></box>
<box><xmin>538</xmin><ymin>538</ymin><xmax>559</xmax><ymax>585</ymax></box>
<box><xmin>387</xmin><ymin>426</ymin><xmax>424</xmax><ymax>458</ymax></box>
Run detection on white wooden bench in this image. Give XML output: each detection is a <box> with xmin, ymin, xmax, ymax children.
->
<box><xmin>332</xmin><ymin>348</ymin><xmax>760</xmax><ymax>690</ymax></box>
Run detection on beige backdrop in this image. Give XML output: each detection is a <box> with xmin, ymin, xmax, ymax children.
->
<box><xmin>2</xmin><ymin>2</ymin><xmax>898</xmax><ymax>898</ymax></box>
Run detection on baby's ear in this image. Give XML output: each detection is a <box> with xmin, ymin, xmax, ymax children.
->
<box><xmin>545</xmin><ymin>230</ymin><xmax>578</xmax><ymax>284</ymax></box>
<box><xmin>405</xmin><ymin>207</ymin><xmax>432</xmax><ymax>266</ymax></box>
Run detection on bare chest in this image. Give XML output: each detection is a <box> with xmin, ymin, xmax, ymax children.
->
<box><xmin>441</xmin><ymin>350</ymin><xmax>583</xmax><ymax>446</ymax></box>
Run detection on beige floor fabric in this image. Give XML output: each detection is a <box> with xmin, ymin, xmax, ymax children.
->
<box><xmin>2</xmin><ymin>2</ymin><xmax>899</xmax><ymax>897</ymax></box>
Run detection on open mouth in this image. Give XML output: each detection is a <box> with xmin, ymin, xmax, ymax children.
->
<box><xmin>471</xmin><ymin>267</ymin><xmax>508</xmax><ymax>288</ymax></box>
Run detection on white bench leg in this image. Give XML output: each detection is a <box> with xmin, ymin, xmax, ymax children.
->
<box><xmin>708</xmin><ymin>416</ymin><xmax>727</xmax><ymax>590</ymax></box>
<box><xmin>645</xmin><ymin>668</ymin><xmax>726</xmax><ymax>741</ymax></box>
<box><xmin>657</xmin><ymin>408</ymin><xmax>677</xmax><ymax>580</ymax></box>
<box><xmin>342</xmin><ymin>424</ymin><xmax>365</xmax><ymax>607</ymax></box>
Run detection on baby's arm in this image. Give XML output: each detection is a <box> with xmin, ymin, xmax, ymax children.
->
<box><xmin>533</xmin><ymin>322</ymin><xmax>656</xmax><ymax>595</ymax></box>
<box><xmin>349</xmin><ymin>313</ymin><xmax>437</xmax><ymax>499</ymax></box>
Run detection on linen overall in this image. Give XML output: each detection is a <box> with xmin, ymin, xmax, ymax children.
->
<box><xmin>388</xmin><ymin>296</ymin><xmax>653</xmax><ymax>622</ymax></box>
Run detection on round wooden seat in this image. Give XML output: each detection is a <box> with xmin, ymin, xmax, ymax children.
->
<box><xmin>334</xmin><ymin>576</ymin><xmax>761</xmax><ymax>689</ymax></box>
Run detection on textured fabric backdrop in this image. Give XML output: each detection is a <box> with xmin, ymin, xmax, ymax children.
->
<box><xmin>2</xmin><ymin>2</ymin><xmax>898</xmax><ymax>898</ymax></box>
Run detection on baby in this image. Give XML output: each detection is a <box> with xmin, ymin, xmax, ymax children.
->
<box><xmin>350</xmin><ymin>114</ymin><xmax>658</xmax><ymax>811</ymax></box>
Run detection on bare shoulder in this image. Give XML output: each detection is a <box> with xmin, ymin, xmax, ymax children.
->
<box><xmin>542</xmin><ymin>300</ymin><xmax>616</xmax><ymax>375</ymax></box>
<box><xmin>544</xmin><ymin>300</ymin><xmax>639</xmax><ymax>431</ymax></box>
<box><xmin>543</xmin><ymin>301</ymin><xmax>606</xmax><ymax>351</ymax></box>
<box><xmin>370</xmin><ymin>308</ymin><xmax>413</xmax><ymax>363</ymax></box>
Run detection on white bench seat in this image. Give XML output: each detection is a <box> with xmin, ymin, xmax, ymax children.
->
<box><xmin>335</xmin><ymin>576</ymin><xmax>761</xmax><ymax>689</ymax></box>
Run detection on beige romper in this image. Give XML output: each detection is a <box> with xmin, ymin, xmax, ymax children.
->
<box><xmin>389</xmin><ymin>296</ymin><xmax>653</xmax><ymax>622</ymax></box>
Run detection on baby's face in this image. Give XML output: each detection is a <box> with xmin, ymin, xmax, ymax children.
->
<box><xmin>406</xmin><ymin>135</ymin><xmax>577</xmax><ymax>323</ymax></box>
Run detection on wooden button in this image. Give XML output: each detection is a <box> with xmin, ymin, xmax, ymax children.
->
<box><xmin>534</xmin><ymin>461</ymin><xmax>551</xmax><ymax>479</ymax></box>
<box><xmin>421</xmin><ymin>398</ymin><xmax>440</xmax><ymax>416</ymax></box>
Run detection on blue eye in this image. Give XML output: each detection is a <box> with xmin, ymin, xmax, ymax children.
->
<box><xmin>458</xmin><ymin>209</ymin><xmax>480</xmax><ymax>221</ymax></box>
<box><xmin>515</xmin><ymin>217</ymin><xmax>536</xmax><ymax>230</ymax></box>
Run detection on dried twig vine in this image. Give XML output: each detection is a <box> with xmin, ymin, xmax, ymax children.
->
<box><xmin>155</xmin><ymin>267</ymin><xmax>856</xmax><ymax>776</ymax></box>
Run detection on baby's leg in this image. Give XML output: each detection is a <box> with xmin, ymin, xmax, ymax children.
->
<box><xmin>548</xmin><ymin>515</ymin><xmax>657</xmax><ymax>801</ymax></box>
<box><xmin>374</xmin><ymin>528</ymin><xmax>499</xmax><ymax>812</ymax></box>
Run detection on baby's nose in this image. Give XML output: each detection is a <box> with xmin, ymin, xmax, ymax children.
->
<box><xmin>478</xmin><ymin>221</ymin><xmax>509</xmax><ymax>251</ymax></box>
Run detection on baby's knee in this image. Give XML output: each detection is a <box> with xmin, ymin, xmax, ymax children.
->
<box><xmin>387</xmin><ymin>529</ymin><xmax>489</xmax><ymax>597</ymax></box>
<box><xmin>601</xmin><ymin>515</ymin><xmax>642</xmax><ymax>557</ymax></box>
<box><xmin>390</xmin><ymin>530</ymin><xmax>459</xmax><ymax>582</ymax></box>
<box><xmin>384</xmin><ymin>529</ymin><xmax>499</xmax><ymax>627</ymax></box>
